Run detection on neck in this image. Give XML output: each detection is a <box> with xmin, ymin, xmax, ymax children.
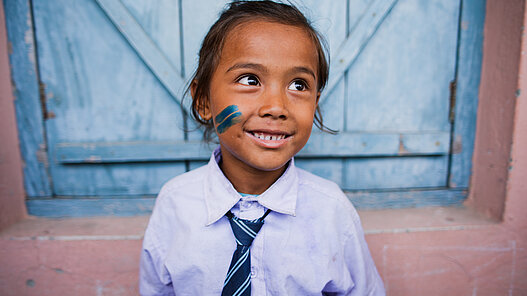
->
<box><xmin>219</xmin><ymin>151</ymin><xmax>288</xmax><ymax>195</ymax></box>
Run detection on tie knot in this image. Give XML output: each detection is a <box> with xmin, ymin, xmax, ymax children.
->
<box><xmin>227</xmin><ymin>214</ymin><xmax>265</xmax><ymax>247</ymax></box>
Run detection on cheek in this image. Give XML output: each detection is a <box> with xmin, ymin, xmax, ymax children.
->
<box><xmin>214</xmin><ymin>105</ymin><xmax>243</xmax><ymax>134</ymax></box>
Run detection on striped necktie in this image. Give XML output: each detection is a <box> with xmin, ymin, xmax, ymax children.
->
<box><xmin>221</xmin><ymin>209</ymin><xmax>271</xmax><ymax>296</ymax></box>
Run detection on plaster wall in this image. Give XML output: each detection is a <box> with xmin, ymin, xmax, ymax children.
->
<box><xmin>1</xmin><ymin>0</ymin><xmax>527</xmax><ymax>295</ymax></box>
<box><xmin>0</xmin><ymin>0</ymin><xmax>27</xmax><ymax>230</ymax></box>
<box><xmin>466</xmin><ymin>0</ymin><xmax>523</xmax><ymax>220</ymax></box>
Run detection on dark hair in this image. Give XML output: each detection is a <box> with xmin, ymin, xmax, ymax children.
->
<box><xmin>186</xmin><ymin>0</ymin><xmax>336</xmax><ymax>141</ymax></box>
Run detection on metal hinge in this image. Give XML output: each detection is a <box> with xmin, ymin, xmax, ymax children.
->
<box><xmin>449</xmin><ymin>79</ymin><xmax>457</xmax><ymax>123</ymax></box>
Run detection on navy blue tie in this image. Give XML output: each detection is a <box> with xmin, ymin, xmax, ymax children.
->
<box><xmin>221</xmin><ymin>209</ymin><xmax>271</xmax><ymax>296</ymax></box>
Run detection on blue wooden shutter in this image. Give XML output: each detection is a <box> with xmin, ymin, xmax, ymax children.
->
<box><xmin>7</xmin><ymin>0</ymin><xmax>483</xmax><ymax>215</ymax></box>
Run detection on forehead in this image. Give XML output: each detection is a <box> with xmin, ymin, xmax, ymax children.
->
<box><xmin>218</xmin><ymin>20</ymin><xmax>318</xmax><ymax>70</ymax></box>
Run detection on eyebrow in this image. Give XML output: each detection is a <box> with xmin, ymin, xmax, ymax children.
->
<box><xmin>291</xmin><ymin>66</ymin><xmax>316</xmax><ymax>80</ymax></box>
<box><xmin>226</xmin><ymin>63</ymin><xmax>316</xmax><ymax>80</ymax></box>
<box><xmin>226</xmin><ymin>63</ymin><xmax>266</xmax><ymax>73</ymax></box>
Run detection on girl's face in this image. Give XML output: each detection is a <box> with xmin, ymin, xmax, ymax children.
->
<box><xmin>203</xmin><ymin>20</ymin><xmax>319</xmax><ymax>177</ymax></box>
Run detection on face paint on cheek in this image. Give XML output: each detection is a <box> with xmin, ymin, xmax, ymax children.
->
<box><xmin>215</xmin><ymin>105</ymin><xmax>242</xmax><ymax>134</ymax></box>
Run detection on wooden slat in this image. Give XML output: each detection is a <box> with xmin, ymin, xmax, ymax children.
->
<box><xmin>26</xmin><ymin>197</ymin><xmax>155</xmax><ymax>217</ymax></box>
<box><xmin>449</xmin><ymin>0</ymin><xmax>486</xmax><ymax>188</ymax></box>
<box><xmin>323</xmin><ymin>0</ymin><xmax>398</xmax><ymax>98</ymax></box>
<box><xmin>347</xmin><ymin>188</ymin><xmax>467</xmax><ymax>209</ymax></box>
<box><xmin>95</xmin><ymin>0</ymin><xmax>188</xmax><ymax>110</ymax></box>
<box><xmin>54</xmin><ymin>132</ymin><xmax>449</xmax><ymax>163</ymax></box>
<box><xmin>303</xmin><ymin>132</ymin><xmax>450</xmax><ymax>157</ymax></box>
<box><xmin>4</xmin><ymin>0</ymin><xmax>52</xmax><ymax>196</ymax></box>
<box><xmin>55</xmin><ymin>141</ymin><xmax>214</xmax><ymax>163</ymax></box>
<box><xmin>25</xmin><ymin>188</ymin><xmax>466</xmax><ymax>217</ymax></box>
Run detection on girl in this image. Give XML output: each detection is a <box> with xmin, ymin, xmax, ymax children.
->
<box><xmin>140</xmin><ymin>1</ymin><xmax>384</xmax><ymax>295</ymax></box>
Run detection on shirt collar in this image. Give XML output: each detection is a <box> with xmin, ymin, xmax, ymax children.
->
<box><xmin>204</xmin><ymin>146</ymin><xmax>298</xmax><ymax>226</ymax></box>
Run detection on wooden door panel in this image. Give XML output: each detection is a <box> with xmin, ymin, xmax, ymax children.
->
<box><xmin>120</xmin><ymin>0</ymin><xmax>182</xmax><ymax>71</ymax></box>
<box><xmin>340</xmin><ymin>0</ymin><xmax>459</xmax><ymax>189</ymax></box>
<box><xmin>33</xmin><ymin>0</ymin><xmax>187</xmax><ymax>195</ymax></box>
<box><xmin>345</xmin><ymin>0</ymin><xmax>459</xmax><ymax>132</ymax></box>
<box><xmin>29</xmin><ymin>0</ymin><xmax>462</xmax><ymax>195</ymax></box>
<box><xmin>344</xmin><ymin>156</ymin><xmax>448</xmax><ymax>190</ymax></box>
<box><xmin>51</xmin><ymin>163</ymin><xmax>186</xmax><ymax>196</ymax></box>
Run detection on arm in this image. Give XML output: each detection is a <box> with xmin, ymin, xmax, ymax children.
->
<box><xmin>139</xmin><ymin>189</ymin><xmax>176</xmax><ymax>296</ymax></box>
<box><xmin>343</xmin><ymin>209</ymin><xmax>386</xmax><ymax>296</ymax></box>
<box><xmin>139</xmin><ymin>243</ymin><xmax>175</xmax><ymax>296</ymax></box>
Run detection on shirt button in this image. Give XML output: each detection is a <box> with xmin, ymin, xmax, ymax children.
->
<box><xmin>251</xmin><ymin>267</ymin><xmax>257</xmax><ymax>278</ymax></box>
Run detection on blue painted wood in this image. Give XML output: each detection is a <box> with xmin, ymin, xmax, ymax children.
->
<box><xmin>120</xmin><ymin>0</ymin><xmax>182</xmax><ymax>75</ymax></box>
<box><xmin>9</xmin><ymin>0</ymin><xmax>484</xmax><ymax>207</ymax></box>
<box><xmin>55</xmin><ymin>141</ymin><xmax>215</xmax><ymax>163</ymax></box>
<box><xmin>25</xmin><ymin>188</ymin><xmax>466</xmax><ymax>217</ymax></box>
<box><xmin>323</xmin><ymin>0</ymin><xmax>398</xmax><ymax>98</ymax></box>
<box><xmin>54</xmin><ymin>132</ymin><xmax>449</xmax><ymax>163</ymax></box>
<box><xmin>343</xmin><ymin>156</ymin><xmax>449</xmax><ymax>190</ymax></box>
<box><xmin>3</xmin><ymin>0</ymin><xmax>52</xmax><ymax>196</ymax></box>
<box><xmin>95</xmin><ymin>0</ymin><xmax>189</xmax><ymax>110</ymax></box>
<box><xmin>345</xmin><ymin>0</ymin><xmax>459</xmax><ymax>133</ymax></box>
<box><xmin>31</xmin><ymin>0</ymin><xmax>187</xmax><ymax>195</ymax></box>
<box><xmin>341</xmin><ymin>0</ymin><xmax>460</xmax><ymax>190</ymax></box>
<box><xmin>50</xmin><ymin>162</ymin><xmax>186</xmax><ymax>196</ymax></box>
<box><xmin>449</xmin><ymin>0</ymin><xmax>486</xmax><ymax>188</ymax></box>
<box><xmin>26</xmin><ymin>197</ymin><xmax>155</xmax><ymax>217</ymax></box>
<box><xmin>347</xmin><ymin>188</ymin><xmax>467</xmax><ymax>209</ymax></box>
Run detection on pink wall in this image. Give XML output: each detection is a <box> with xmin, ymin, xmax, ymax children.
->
<box><xmin>0</xmin><ymin>0</ymin><xmax>526</xmax><ymax>295</ymax></box>
<box><xmin>0</xmin><ymin>0</ymin><xmax>27</xmax><ymax>230</ymax></box>
<box><xmin>466</xmin><ymin>0</ymin><xmax>524</xmax><ymax>220</ymax></box>
<box><xmin>365</xmin><ymin>0</ymin><xmax>527</xmax><ymax>294</ymax></box>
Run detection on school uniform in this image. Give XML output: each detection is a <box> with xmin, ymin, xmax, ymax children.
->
<box><xmin>140</xmin><ymin>147</ymin><xmax>385</xmax><ymax>295</ymax></box>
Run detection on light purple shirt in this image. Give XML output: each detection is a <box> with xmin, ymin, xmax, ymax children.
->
<box><xmin>140</xmin><ymin>148</ymin><xmax>385</xmax><ymax>295</ymax></box>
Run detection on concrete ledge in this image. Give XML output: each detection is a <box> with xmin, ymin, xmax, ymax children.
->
<box><xmin>0</xmin><ymin>207</ymin><xmax>512</xmax><ymax>296</ymax></box>
<box><xmin>359</xmin><ymin>206</ymin><xmax>498</xmax><ymax>234</ymax></box>
<box><xmin>0</xmin><ymin>206</ymin><xmax>498</xmax><ymax>240</ymax></box>
<box><xmin>0</xmin><ymin>216</ymin><xmax>149</xmax><ymax>240</ymax></box>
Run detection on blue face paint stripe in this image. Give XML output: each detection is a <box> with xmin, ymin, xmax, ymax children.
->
<box><xmin>215</xmin><ymin>105</ymin><xmax>239</xmax><ymax>124</ymax></box>
<box><xmin>216</xmin><ymin>112</ymin><xmax>242</xmax><ymax>134</ymax></box>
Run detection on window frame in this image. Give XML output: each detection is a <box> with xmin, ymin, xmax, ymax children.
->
<box><xmin>5</xmin><ymin>0</ymin><xmax>486</xmax><ymax>217</ymax></box>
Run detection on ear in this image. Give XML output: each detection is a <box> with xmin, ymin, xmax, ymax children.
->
<box><xmin>191</xmin><ymin>80</ymin><xmax>212</xmax><ymax>121</ymax></box>
<box><xmin>315</xmin><ymin>91</ymin><xmax>321</xmax><ymax>106</ymax></box>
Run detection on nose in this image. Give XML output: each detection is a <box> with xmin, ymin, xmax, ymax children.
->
<box><xmin>258</xmin><ymin>86</ymin><xmax>289</xmax><ymax>119</ymax></box>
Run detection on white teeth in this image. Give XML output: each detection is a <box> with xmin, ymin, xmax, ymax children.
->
<box><xmin>252</xmin><ymin>132</ymin><xmax>286</xmax><ymax>141</ymax></box>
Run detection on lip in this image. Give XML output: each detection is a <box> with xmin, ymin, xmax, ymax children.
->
<box><xmin>245</xmin><ymin>129</ymin><xmax>293</xmax><ymax>149</ymax></box>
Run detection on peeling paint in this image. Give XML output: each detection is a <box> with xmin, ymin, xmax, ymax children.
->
<box><xmin>46</xmin><ymin>111</ymin><xmax>56</xmax><ymax>119</ymax></box>
<box><xmin>26</xmin><ymin>279</ymin><xmax>35</xmax><ymax>287</ymax></box>
<box><xmin>85</xmin><ymin>155</ymin><xmax>102</xmax><ymax>163</ymax></box>
<box><xmin>398</xmin><ymin>135</ymin><xmax>408</xmax><ymax>154</ymax></box>
<box><xmin>24</xmin><ymin>11</ymin><xmax>36</xmax><ymax>65</ymax></box>
<box><xmin>452</xmin><ymin>135</ymin><xmax>463</xmax><ymax>154</ymax></box>
<box><xmin>36</xmin><ymin>144</ymin><xmax>48</xmax><ymax>167</ymax></box>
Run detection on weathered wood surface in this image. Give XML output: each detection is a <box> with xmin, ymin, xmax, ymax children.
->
<box><xmin>5</xmin><ymin>0</ymin><xmax>484</xmax><ymax>210</ymax></box>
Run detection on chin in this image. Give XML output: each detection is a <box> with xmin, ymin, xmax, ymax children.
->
<box><xmin>246</xmin><ymin>158</ymin><xmax>291</xmax><ymax>172</ymax></box>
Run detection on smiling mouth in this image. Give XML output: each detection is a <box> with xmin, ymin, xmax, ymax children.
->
<box><xmin>250</xmin><ymin>132</ymin><xmax>288</xmax><ymax>141</ymax></box>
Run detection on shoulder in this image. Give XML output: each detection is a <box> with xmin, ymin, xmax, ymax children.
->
<box><xmin>152</xmin><ymin>164</ymin><xmax>209</xmax><ymax>216</ymax></box>
<box><xmin>146</xmin><ymin>164</ymin><xmax>209</xmax><ymax>237</ymax></box>
<box><xmin>296</xmin><ymin>167</ymin><xmax>359</xmax><ymax>220</ymax></box>
<box><xmin>158</xmin><ymin>164</ymin><xmax>207</xmax><ymax>196</ymax></box>
<box><xmin>296</xmin><ymin>167</ymin><xmax>350</xmax><ymax>205</ymax></box>
<box><xmin>295</xmin><ymin>167</ymin><xmax>365</xmax><ymax>240</ymax></box>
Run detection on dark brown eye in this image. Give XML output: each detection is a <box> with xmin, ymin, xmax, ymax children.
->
<box><xmin>238</xmin><ymin>75</ymin><xmax>260</xmax><ymax>86</ymax></box>
<box><xmin>288</xmin><ymin>80</ymin><xmax>307</xmax><ymax>91</ymax></box>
